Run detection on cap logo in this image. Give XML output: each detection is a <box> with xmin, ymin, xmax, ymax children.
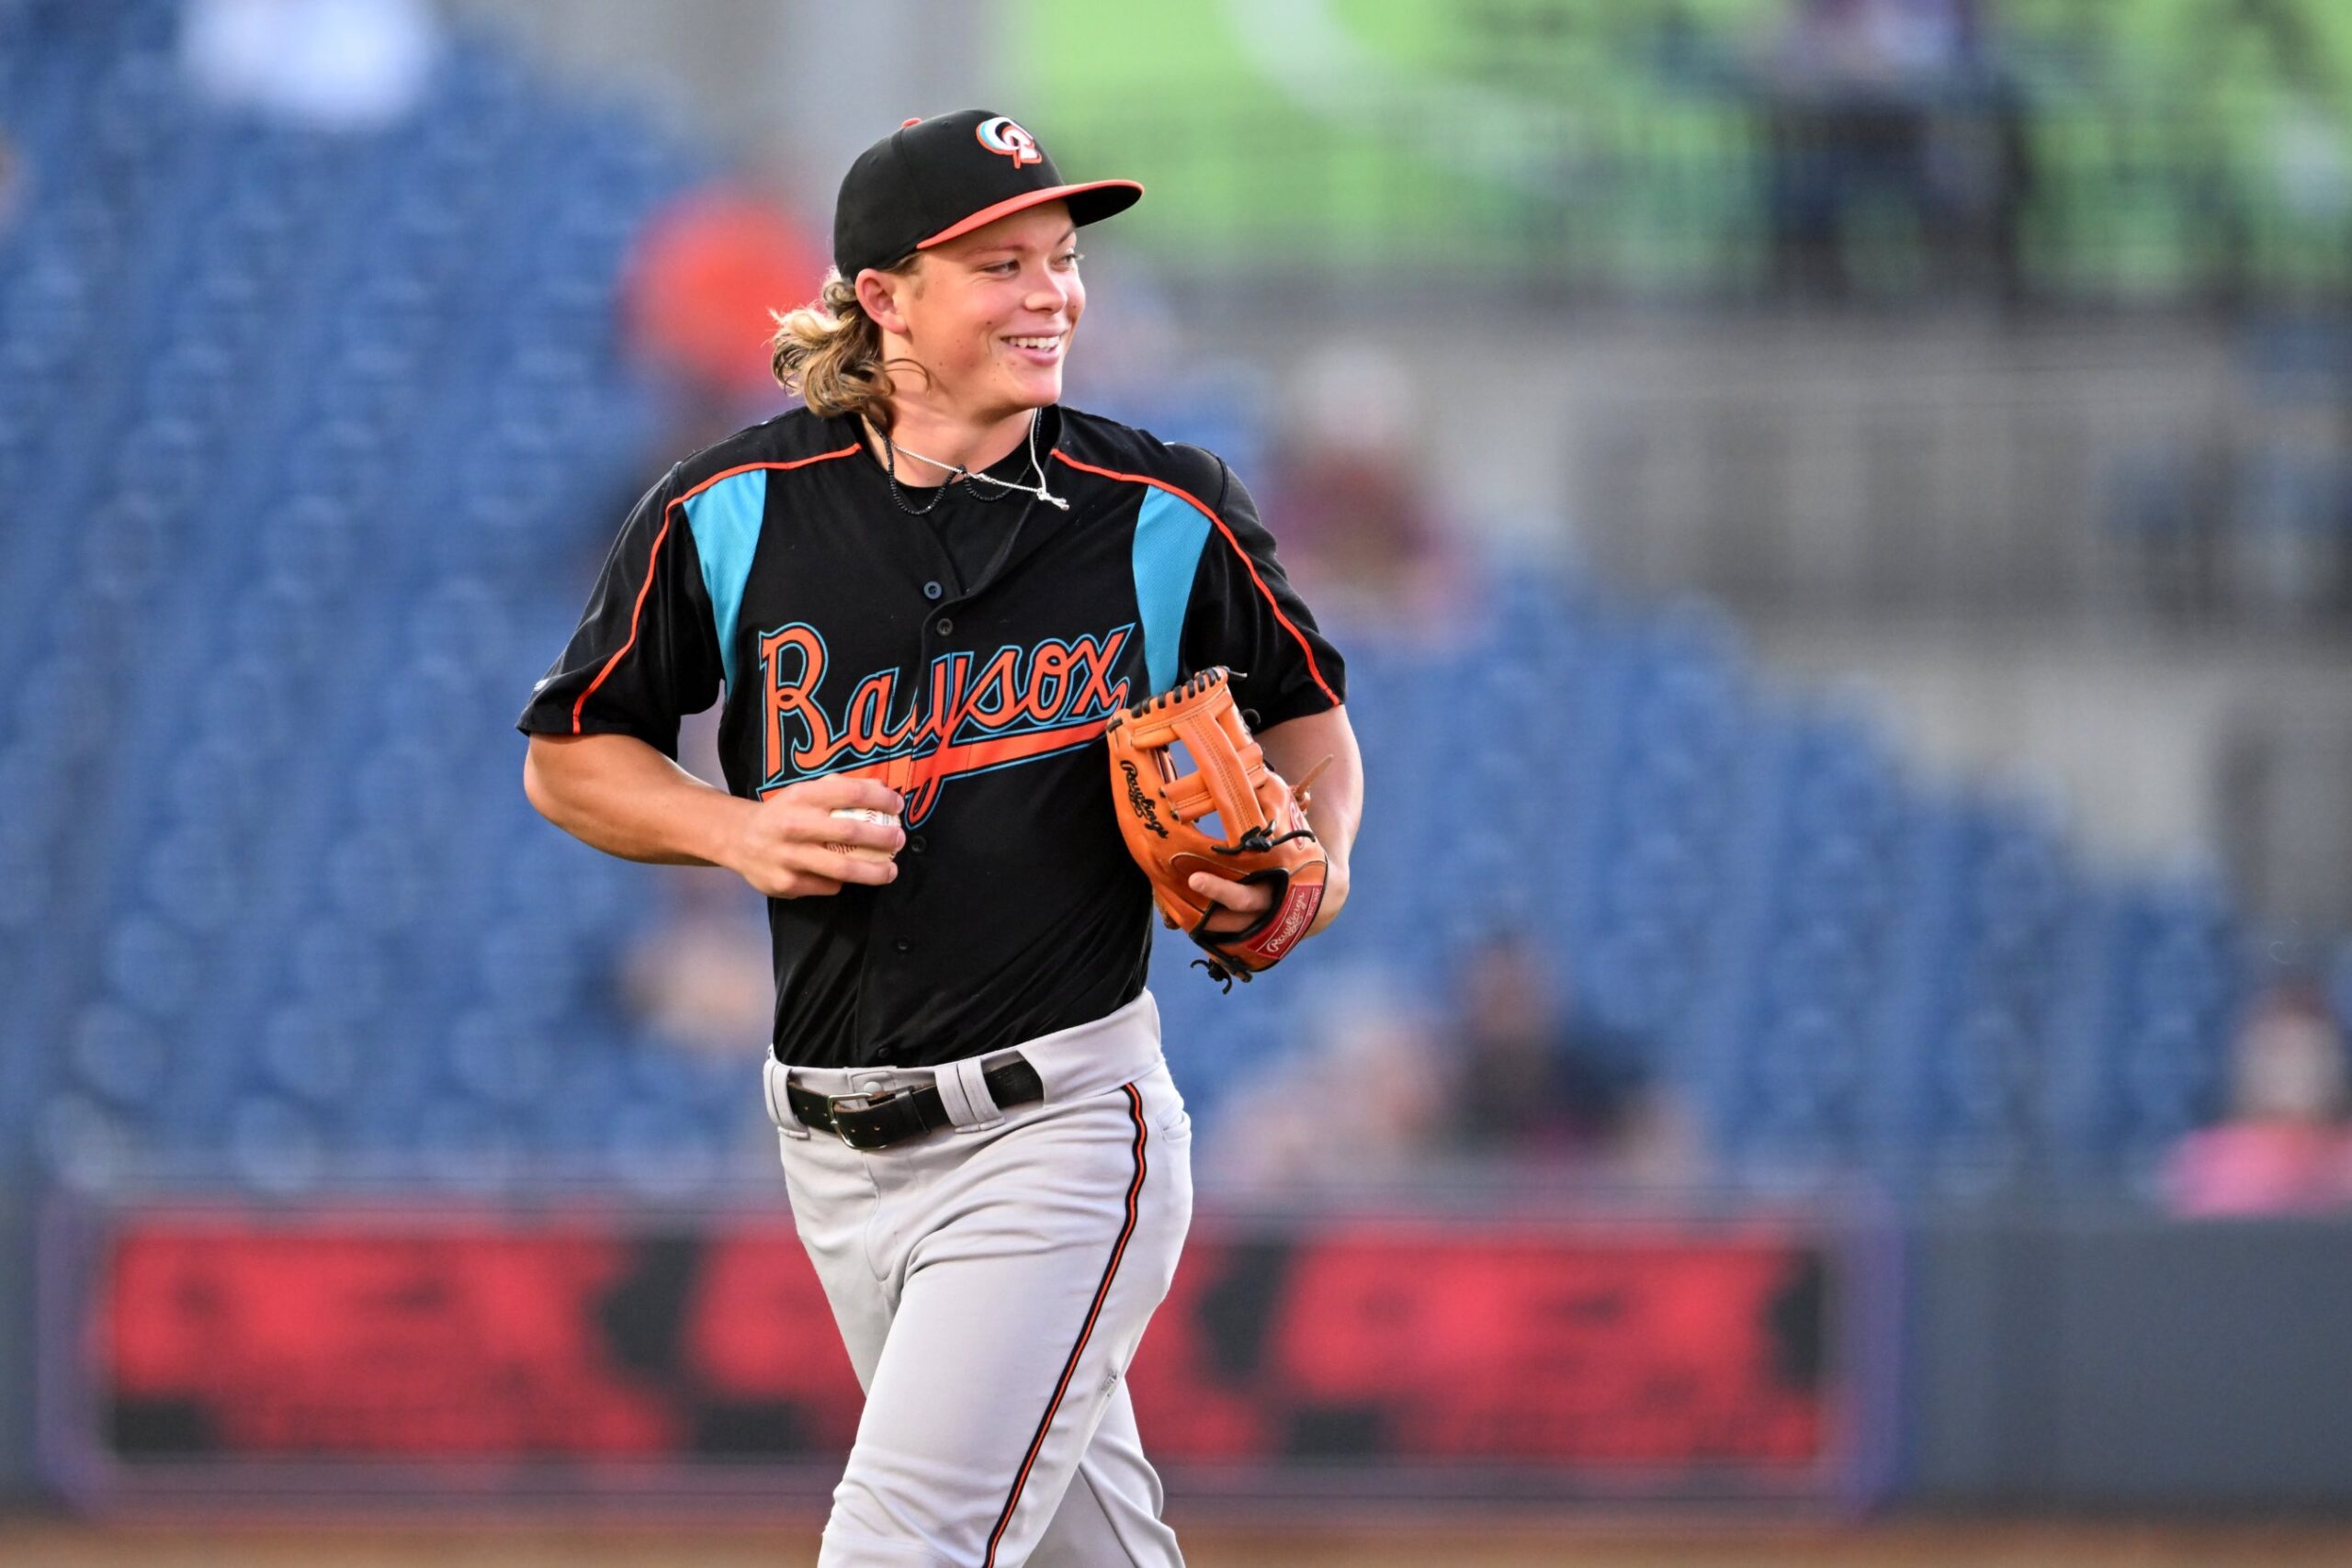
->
<box><xmin>976</xmin><ymin>116</ymin><xmax>1043</xmax><ymax>168</ymax></box>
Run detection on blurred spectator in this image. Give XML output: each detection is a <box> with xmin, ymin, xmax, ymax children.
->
<box><xmin>1442</xmin><ymin>935</ymin><xmax>1651</xmax><ymax>1166</ymax></box>
<box><xmin>1756</xmin><ymin>0</ymin><xmax>2028</xmax><ymax>303</ymax></box>
<box><xmin>1198</xmin><ymin>970</ymin><xmax>1449</xmax><ymax>1191</ymax></box>
<box><xmin>622</xmin><ymin>182</ymin><xmax>825</xmax><ymax>436</ymax></box>
<box><xmin>1609</xmin><ymin>1084</ymin><xmax>1709</xmax><ymax>1190</ymax></box>
<box><xmin>2105</xmin><ymin>437</ymin><xmax>2232</xmax><ymax>619</ymax></box>
<box><xmin>582</xmin><ymin>181</ymin><xmax>821</xmax><ymax>577</ymax></box>
<box><xmin>621</xmin><ymin>866</ymin><xmax>774</xmax><ymax>1058</ymax></box>
<box><xmin>180</xmin><ymin>0</ymin><xmax>441</xmax><ymax>130</ymax></box>
<box><xmin>2165</xmin><ymin>976</ymin><xmax>2352</xmax><ymax>1216</ymax></box>
<box><xmin>1262</xmin><ymin>344</ymin><xmax>1466</xmax><ymax>637</ymax></box>
<box><xmin>2183</xmin><ymin>0</ymin><xmax>2352</xmax><ymax>308</ymax></box>
<box><xmin>2225</xmin><ymin>425</ymin><xmax>2349</xmax><ymax>621</ymax></box>
<box><xmin>2108</xmin><ymin>325</ymin><xmax>2352</xmax><ymax>626</ymax></box>
<box><xmin>1199</xmin><ymin>941</ymin><xmax>1708</xmax><ymax>1191</ymax></box>
<box><xmin>1061</xmin><ymin>258</ymin><xmax>1271</xmax><ymax>483</ymax></box>
<box><xmin>616</xmin><ymin>708</ymin><xmax>773</xmax><ymax>1058</ymax></box>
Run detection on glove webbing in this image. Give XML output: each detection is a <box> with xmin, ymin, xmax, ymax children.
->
<box><xmin>1162</xmin><ymin>701</ymin><xmax>1267</xmax><ymax>841</ymax></box>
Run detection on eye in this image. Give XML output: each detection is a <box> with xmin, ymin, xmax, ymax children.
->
<box><xmin>985</xmin><ymin>260</ymin><xmax>1020</xmax><ymax>276</ymax></box>
<box><xmin>1055</xmin><ymin>250</ymin><xmax>1084</xmax><ymax>269</ymax></box>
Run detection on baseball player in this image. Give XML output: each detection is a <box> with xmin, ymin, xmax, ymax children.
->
<box><xmin>518</xmin><ymin>110</ymin><xmax>1362</xmax><ymax>1567</ymax></box>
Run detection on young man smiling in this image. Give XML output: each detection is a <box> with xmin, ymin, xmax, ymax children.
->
<box><xmin>853</xmin><ymin>200</ymin><xmax>1083</xmax><ymax>469</ymax></box>
<box><xmin>519</xmin><ymin>109</ymin><xmax>1362</xmax><ymax>1567</ymax></box>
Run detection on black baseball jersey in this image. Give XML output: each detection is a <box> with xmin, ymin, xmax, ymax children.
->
<box><xmin>517</xmin><ymin>404</ymin><xmax>1346</xmax><ymax>1070</ymax></box>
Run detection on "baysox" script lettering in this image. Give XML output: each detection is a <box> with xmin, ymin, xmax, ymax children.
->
<box><xmin>757</xmin><ymin>622</ymin><xmax>1134</xmax><ymax>823</ymax></box>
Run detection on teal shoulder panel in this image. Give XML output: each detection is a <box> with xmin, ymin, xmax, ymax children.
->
<box><xmin>683</xmin><ymin>468</ymin><xmax>768</xmax><ymax>694</ymax></box>
<box><xmin>1130</xmin><ymin>484</ymin><xmax>1214</xmax><ymax>696</ymax></box>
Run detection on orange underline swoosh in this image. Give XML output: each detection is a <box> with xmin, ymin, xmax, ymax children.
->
<box><xmin>839</xmin><ymin>718</ymin><xmax>1108</xmax><ymax>792</ymax></box>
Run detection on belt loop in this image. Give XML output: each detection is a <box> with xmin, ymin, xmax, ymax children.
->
<box><xmin>766</xmin><ymin>1058</ymin><xmax>811</xmax><ymax>1139</ymax></box>
<box><xmin>937</xmin><ymin>1055</ymin><xmax>1005</xmax><ymax>1133</ymax></box>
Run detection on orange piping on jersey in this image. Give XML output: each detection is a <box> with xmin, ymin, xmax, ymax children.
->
<box><xmin>983</xmin><ymin>1082</ymin><xmax>1148</xmax><ymax>1566</ymax></box>
<box><xmin>1050</xmin><ymin>449</ymin><xmax>1340</xmax><ymax>707</ymax></box>
<box><xmin>673</xmin><ymin>442</ymin><xmax>862</xmax><ymax>508</ymax></box>
<box><xmin>567</xmin><ymin>443</ymin><xmax>862</xmax><ymax>733</ymax></box>
<box><xmin>571</xmin><ymin>511</ymin><xmax>673</xmax><ymax>733</ymax></box>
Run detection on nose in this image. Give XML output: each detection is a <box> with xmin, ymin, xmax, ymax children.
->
<box><xmin>1023</xmin><ymin>268</ymin><xmax>1073</xmax><ymax>316</ymax></box>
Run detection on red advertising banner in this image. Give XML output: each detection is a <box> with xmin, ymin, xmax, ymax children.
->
<box><xmin>41</xmin><ymin>1199</ymin><xmax>1894</xmax><ymax>1509</ymax></box>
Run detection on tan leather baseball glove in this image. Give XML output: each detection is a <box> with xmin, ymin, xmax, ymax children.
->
<box><xmin>1103</xmin><ymin>667</ymin><xmax>1328</xmax><ymax>988</ymax></box>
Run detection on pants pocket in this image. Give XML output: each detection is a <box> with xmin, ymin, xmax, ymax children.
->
<box><xmin>1134</xmin><ymin>1064</ymin><xmax>1192</xmax><ymax>1145</ymax></box>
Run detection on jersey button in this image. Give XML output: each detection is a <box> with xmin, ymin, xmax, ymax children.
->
<box><xmin>908</xmin><ymin>834</ymin><xmax>927</xmax><ymax>855</ymax></box>
<box><xmin>922</xmin><ymin>581</ymin><xmax>944</xmax><ymax>602</ymax></box>
<box><xmin>934</xmin><ymin>616</ymin><xmax>953</xmax><ymax>636</ymax></box>
<box><xmin>893</xmin><ymin>937</ymin><xmax>911</xmax><ymax>953</ymax></box>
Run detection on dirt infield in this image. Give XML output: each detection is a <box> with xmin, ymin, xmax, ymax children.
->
<box><xmin>3</xmin><ymin>1519</ymin><xmax>2350</xmax><ymax>1568</ymax></box>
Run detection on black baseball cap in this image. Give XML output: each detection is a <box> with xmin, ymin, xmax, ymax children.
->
<box><xmin>831</xmin><ymin>109</ymin><xmax>1143</xmax><ymax>279</ymax></box>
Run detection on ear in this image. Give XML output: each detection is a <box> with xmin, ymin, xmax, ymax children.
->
<box><xmin>854</xmin><ymin>265</ymin><xmax>914</xmax><ymax>337</ymax></box>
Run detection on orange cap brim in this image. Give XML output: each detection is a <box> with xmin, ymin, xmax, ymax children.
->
<box><xmin>916</xmin><ymin>180</ymin><xmax>1144</xmax><ymax>249</ymax></box>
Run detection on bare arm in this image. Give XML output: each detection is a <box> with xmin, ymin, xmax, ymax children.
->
<box><xmin>523</xmin><ymin>731</ymin><xmax>906</xmax><ymax>898</ymax></box>
<box><xmin>1189</xmin><ymin>703</ymin><xmax>1364</xmax><ymax>939</ymax></box>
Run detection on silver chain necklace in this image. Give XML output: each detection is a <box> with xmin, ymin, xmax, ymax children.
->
<box><xmin>879</xmin><ymin>409</ymin><xmax>1069</xmax><ymax>515</ymax></box>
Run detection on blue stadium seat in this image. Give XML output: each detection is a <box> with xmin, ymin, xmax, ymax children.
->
<box><xmin>226</xmin><ymin>1095</ymin><xmax>330</xmax><ymax>1195</ymax></box>
<box><xmin>35</xmin><ymin>1091</ymin><xmax>138</xmax><ymax>1190</ymax></box>
<box><xmin>62</xmin><ymin>1002</ymin><xmax>169</xmax><ymax>1113</ymax></box>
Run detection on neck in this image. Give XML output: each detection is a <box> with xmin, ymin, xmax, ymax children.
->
<box><xmin>866</xmin><ymin>403</ymin><xmax>1037</xmax><ymax>484</ymax></box>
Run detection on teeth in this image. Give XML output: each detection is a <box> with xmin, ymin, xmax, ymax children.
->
<box><xmin>1007</xmin><ymin>335</ymin><xmax>1060</xmax><ymax>351</ymax></box>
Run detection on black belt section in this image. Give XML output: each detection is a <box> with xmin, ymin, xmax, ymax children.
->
<box><xmin>786</xmin><ymin>1055</ymin><xmax>1045</xmax><ymax>1151</ymax></box>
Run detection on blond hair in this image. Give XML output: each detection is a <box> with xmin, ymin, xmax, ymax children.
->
<box><xmin>768</xmin><ymin>260</ymin><xmax>923</xmax><ymax>431</ymax></box>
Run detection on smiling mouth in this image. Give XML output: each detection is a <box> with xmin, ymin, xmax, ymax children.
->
<box><xmin>1005</xmin><ymin>333</ymin><xmax>1064</xmax><ymax>355</ymax></box>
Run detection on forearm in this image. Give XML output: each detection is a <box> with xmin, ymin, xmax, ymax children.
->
<box><xmin>523</xmin><ymin>731</ymin><xmax>752</xmax><ymax>870</ymax></box>
<box><xmin>1261</xmin><ymin>705</ymin><xmax>1362</xmax><ymax>869</ymax></box>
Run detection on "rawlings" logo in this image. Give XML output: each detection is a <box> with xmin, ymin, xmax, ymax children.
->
<box><xmin>757</xmin><ymin>622</ymin><xmax>1132</xmax><ymax>823</ymax></box>
<box><xmin>1248</xmin><ymin>884</ymin><xmax>1321</xmax><ymax>963</ymax></box>
<box><xmin>1119</xmin><ymin>759</ymin><xmax>1169</xmax><ymax>838</ymax></box>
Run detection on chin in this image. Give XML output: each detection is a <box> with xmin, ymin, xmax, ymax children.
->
<box><xmin>1004</xmin><ymin>372</ymin><xmax>1064</xmax><ymax>411</ymax></box>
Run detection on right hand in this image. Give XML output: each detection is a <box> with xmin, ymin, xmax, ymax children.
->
<box><xmin>721</xmin><ymin>775</ymin><xmax>906</xmax><ymax>898</ymax></box>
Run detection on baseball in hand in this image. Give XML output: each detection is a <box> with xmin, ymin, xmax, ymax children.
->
<box><xmin>825</xmin><ymin>807</ymin><xmax>900</xmax><ymax>862</ymax></box>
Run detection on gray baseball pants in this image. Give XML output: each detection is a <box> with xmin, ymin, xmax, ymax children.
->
<box><xmin>763</xmin><ymin>991</ymin><xmax>1192</xmax><ymax>1568</ymax></box>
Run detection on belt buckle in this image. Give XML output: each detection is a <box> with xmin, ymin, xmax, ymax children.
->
<box><xmin>826</xmin><ymin>1089</ymin><xmax>900</xmax><ymax>1151</ymax></box>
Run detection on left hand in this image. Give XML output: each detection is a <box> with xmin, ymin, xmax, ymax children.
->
<box><xmin>1188</xmin><ymin>858</ymin><xmax>1349</xmax><ymax>940</ymax></box>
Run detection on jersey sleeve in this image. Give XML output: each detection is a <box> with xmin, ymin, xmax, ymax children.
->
<box><xmin>1174</xmin><ymin>447</ymin><xmax>1347</xmax><ymax>730</ymax></box>
<box><xmin>515</xmin><ymin>466</ymin><xmax>723</xmax><ymax>758</ymax></box>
